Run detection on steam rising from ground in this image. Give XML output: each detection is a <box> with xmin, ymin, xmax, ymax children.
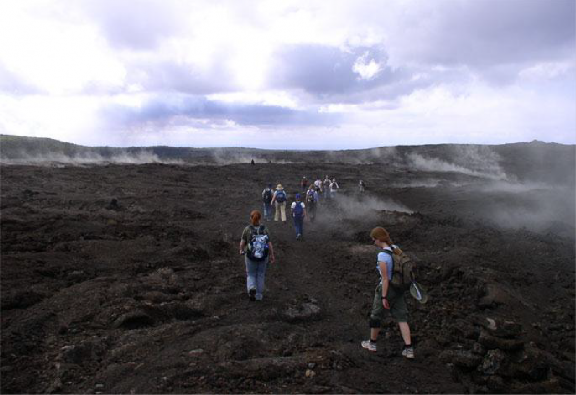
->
<box><xmin>406</xmin><ymin>151</ymin><xmax>507</xmax><ymax>180</ymax></box>
<box><xmin>1</xmin><ymin>151</ymin><xmax>183</xmax><ymax>165</ymax></box>
<box><xmin>314</xmin><ymin>193</ymin><xmax>412</xmax><ymax>227</ymax></box>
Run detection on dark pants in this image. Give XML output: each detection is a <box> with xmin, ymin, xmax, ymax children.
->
<box><xmin>293</xmin><ymin>216</ymin><xmax>304</xmax><ymax>237</ymax></box>
<box><xmin>263</xmin><ymin>202</ymin><xmax>272</xmax><ymax>220</ymax></box>
<box><xmin>307</xmin><ymin>201</ymin><xmax>316</xmax><ymax>221</ymax></box>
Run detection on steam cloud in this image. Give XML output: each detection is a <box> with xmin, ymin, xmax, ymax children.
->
<box><xmin>1</xmin><ymin>151</ymin><xmax>183</xmax><ymax>166</ymax></box>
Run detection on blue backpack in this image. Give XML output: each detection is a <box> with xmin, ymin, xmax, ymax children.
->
<box><xmin>276</xmin><ymin>190</ymin><xmax>286</xmax><ymax>203</ymax></box>
<box><xmin>247</xmin><ymin>226</ymin><xmax>269</xmax><ymax>261</ymax></box>
<box><xmin>293</xmin><ymin>202</ymin><xmax>304</xmax><ymax>217</ymax></box>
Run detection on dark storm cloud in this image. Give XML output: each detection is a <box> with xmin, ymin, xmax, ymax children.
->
<box><xmin>101</xmin><ymin>95</ymin><xmax>340</xmax><ymax>128</ymax></box>
<box><xmin>270</xmin><ymin>44</ymin><xmax>400</xmax><ymax>95</ymax></box>
<box><xmin>410</xmin><ymin>0</ymin><xmax>575</xmax><ymax>67</ymax></box>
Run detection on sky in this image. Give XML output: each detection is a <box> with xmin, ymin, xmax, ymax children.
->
<box><xmin>0</xmin><ymin>0</ymin><xmax>574</xmax><ymax>149</ymax></box>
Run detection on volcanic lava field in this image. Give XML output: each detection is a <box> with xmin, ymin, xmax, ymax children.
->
<box><xmin>1</xmin><ymin>141</ymin><xmax>575</xmax><ymax>393</ymax></box>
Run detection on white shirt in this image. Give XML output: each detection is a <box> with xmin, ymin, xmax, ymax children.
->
<box><xmin>291</xmin><ymin>201</ymin><xmax>306</xmax><ymax>209</ymax></box>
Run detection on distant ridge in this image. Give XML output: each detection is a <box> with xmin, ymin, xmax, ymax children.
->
<box><xmin>1</xmin><ymin>135</ymin><xmax>574</xmax><ymax>185</ymax></box>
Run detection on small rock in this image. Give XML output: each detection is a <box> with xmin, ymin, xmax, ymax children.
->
<box><xmin>188</xmin><ymin>349</ymin><xmax>204</xmax><ymax>356</ymax></box>
<box><xmin>308</xmin><ymin>362</ymin><xmax>316</xmax><ymax>369</ymax></box>
<box><xmin>480</xmin><ymin>349</ymin><xmax>507</xmax><ymax>375</ymax></box>
<box><xmin>305</xmin><ymin>369</ymin><xmax>316</xmax><ymax>378</ymax></box>
<box><xmin>486</xmin><ymin>318</ymin><xmax>497</xmax><ymax>331</ymax></box>
<box><xmin>95</xmin><ymin>383</ymin><xmax>104</xmax><ymax>389</ymax></box>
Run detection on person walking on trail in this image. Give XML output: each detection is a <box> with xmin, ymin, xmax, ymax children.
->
<box><xmin>301</xmin><ymin>176</ymin><xmax>309</xmax><ymax>192</ymax></box>
<box><xmin>271</xmin><ymin>184</ymin><xmax>287</xmax><ymax>223</ymax></box>
<box><xmin>361</xmin><ymin>226</ymin><xmax>414</xmax><ymax>359</ymax></box>
<box><xmin>291</xmin><ymin>193</ymin><xmax>307</xmax><ymax>240</ymax></box>
<box><xmin>323</xmin><ymin>176</ymin><xmax>331</xmax><ymax>199</ymax></box>
<box><xmin>305</xmin><ymin>184</ymin><xmax>319</xmax><ymax>222</ymax></box>
<box><xmin>261</xmin><ymin>183</ymin><xmax>274</xmax><ymax>221</ymax></box>
<box><xmin>358</xmin><ymin>179</ymin><xmax>366</xmax><ymax>194</ymax></box>
<box><xmin>239</xmin><ymin>210</ymin><xmax>275</xmax><ymax>301</ymax></box>
<box><xmin>329</xmin><ymin>178</ymin><xmax>340</xmax><ymax>199</ymax></box>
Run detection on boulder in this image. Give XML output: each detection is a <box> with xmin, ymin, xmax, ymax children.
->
<box><xmin>478</xmin><ymin>330</ymin><xmax>524</xmax><ymax>351</ymax></box>
<box><xmin>283</xmin><ymin>302</ymin><xmax>322</xmax><ymax>322</ymax></box>
<box><xmin>439</xmin><ymin>350</ymin><xmax>483</xmax><ymax>369</ymax></box>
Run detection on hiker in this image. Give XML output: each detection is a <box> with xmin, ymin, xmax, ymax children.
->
<box><xmin>271</xmin><ymin>184</ymin><xmax>287</xmax><ymax>223</ymax></box>
<box><xmin>306</xmin><ymin>184</ymin><xmax>319</xmax><ymax>222</ymax></box>
<box><xmin>250</xmin><ymin>159</ymin><xmax>255</xmax><ymax>165</ymax></box>
<box><xmin>329</xmin><ymin>178</ymin><xmax>340</xmax><ymax>199</ymax></box>
<box><xmin>291</xmin><ymin>193</ymin><xmax>307</xmax><ymax>240</ymax></box>
<box><xmin>322</xmin><ymin>176</ymin><xmax>331</xmax><ymax>199</ymax></box>
<box><xmin>361</xmin><ymin>226</ymin><xmax>414</xmax><ymax>358</ymax></box>
<box><xmin>358</xmin><ymin>179</ymin><xmax>366</xmax><ymax>194</ymax></box>
<box><xmin>239</xmin><ymin>210</ymin><xmax>275</xmax><ymax>301</ymax></box>
<box><xmin>301</xmin><ymin>176</ymin><xmax>309</xmax><ymax>192</ymax></box>
<box><xmin>261</xmin><ymin>183</ymin><xmax>274</xmax><ymax>221</ymax></box>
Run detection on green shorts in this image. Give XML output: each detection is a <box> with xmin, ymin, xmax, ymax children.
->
<box><xmin>370</xmin><ymin>283</ymin><xmax>408</xmax><ymax>323</ymax></box>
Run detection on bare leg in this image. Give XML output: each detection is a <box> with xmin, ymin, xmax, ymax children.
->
<box><xmin>370</xmin><ymin>327</ymin><xmax>381</xmax><ymax>341</ymax></box>
<box><xmin>398</xmin><ymin>322</ymin><xmax>411</xmax><ymax>345</ymax></box>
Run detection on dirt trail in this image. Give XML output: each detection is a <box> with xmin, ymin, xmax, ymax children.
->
<box><xmin>1</xmin><ymin>163</ymin><xmax>574</xmax><ymax>394</ymax></box>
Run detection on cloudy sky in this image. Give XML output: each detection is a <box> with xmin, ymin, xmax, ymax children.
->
<box><xmin>0</xmin><ymin>0</ymin><xmax>574</xmax><ymax>149</ymax></box>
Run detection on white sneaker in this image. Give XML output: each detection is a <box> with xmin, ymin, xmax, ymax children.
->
<box><xmin>361</xmin><ymin>340</ymin><xmax>377</xmax><ymax>352</ymax></box>
<box><xmin>402</xmin><ymin>346</ymin><xmax>414</xmax><ymax>359</ymax></box>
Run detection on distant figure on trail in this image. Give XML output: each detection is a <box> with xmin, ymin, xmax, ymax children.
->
<box><xmin>300</xmin><ymin>176</ymin><xmax>309</xmax><ymax>192</ymax></box>
<box><xmin>250</xmin><ymin>159</ymin><xmax>255</xmax><ymax>165</ymax></box>
<box><xmin>239</xmin><ymin>210</ymin><xmax>275</xmax><ymax>301</ymax></box>
<box><xmin>329</xmin><ymin>178</ymin><xmax>340</xmax><ymax>199</ymax></box>
<box><xmin>271</xmin><ymin>184</ymin><xmax>287</xmax><ymax>223</ymax></box>
<box><xmin>361</xmin><ymin>227</ymin><xmax>414</xmax><ymax>359</ymax></box>
<box><xmin>323</xmin><ymin>175</ymin><xmax>331</xmax><ymax>199</ymax></box>
<box><xmin>291</xmin><ymin>193</ymin><xmax>307</xmax><ymax>240</ymax></box>
<box><xmin>358</xmin><ymin>179</ymin><xmax>366</xmax><ymax>194</ymax></box>
<box><xmin>306</xmin><ymin>184</ymin><xmax>319</xmax><ymax>222</ymax></box>
<box><xmin>261</xmin><ymin>183</ymin><xmax>274</xmax><ymax>221</ymax></box>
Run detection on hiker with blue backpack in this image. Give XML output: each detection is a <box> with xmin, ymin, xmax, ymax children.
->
<box><xmin>291</xmin><ymin>193</ymin><xmax>307</xmax><ymax>240</ymax></box>
<box><xmin>261</xmin><ymin>183</ymin><xmax>274</xmax><ymax>221</ymax></box>
<box><xmin>361</xmin><ymin>226</ymin><xmax>414</xmax><ymax>359</ymax></box>
<box><xmin>271</xmin><ymin>184</ymin><xmax>287</xmax><ymax>223</ymax></box>
<box><xmin>239</xmin><ymin>210</ymin><xmax>275</xmax><ymax>301</ymax></box>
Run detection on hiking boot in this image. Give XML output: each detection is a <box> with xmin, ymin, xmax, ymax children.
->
<box><xmin>296</xmin><ymin>234</ymin><xmax>301</xmax><ymax>240</ymax></box>
<box><xmin>249</xmin><ymin>289</ymin><xmax>256</xmax><ymax>301</ymax></box>
<box><xmin>402</xmin><ymin>346</ymin><xmax>414</xmax><ymax>359</ymax></box>
<box><xmin>361</xmin><ymin>340</ymin><xmax>377</xmax><ymax>352</ymax></box>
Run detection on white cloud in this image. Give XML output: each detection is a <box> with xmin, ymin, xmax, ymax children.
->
<box><xmin>0</xmin><ymin>0</ymin><xmax>574</xmax><ymax>148</ymax></box>
<box><xmin>353</xmin><ymin>52</ymin><xmax>382</xmax><ymax>80</ymax></box>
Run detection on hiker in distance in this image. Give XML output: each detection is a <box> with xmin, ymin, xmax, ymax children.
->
<box><xmin>291</xmin><ymin>193</ymin><xmax>307</xmax><ymax>240</ymax></box>
<box><xmin>271</xmin><ymin>184</ymin><xmax>288</xmax><ymax>223</ymax></box>
<box><xmin>239</xmin><ymin>210</ymin><xmax>275</xmax><ymax>301</ymax></box>
<box><xmin>361</xmin><ymin>226</ymin><xmax>414</xmax><ymax>358</ymax></box>
<box><xmin>261</xmin><ymin>183</ymin><xmax>274</xmax><ymax>221</ymax></box>
<box><xmin>305</xmin><ymin>184</ymin><xmax>319</xmax><ymax>222</ymax></box>
<box><xmin>300</xmin><ymin>176</ymin><xmax>309</xmax><ymax>192</ymax></box>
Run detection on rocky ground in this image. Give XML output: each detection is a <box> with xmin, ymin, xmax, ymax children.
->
<box><xmin>1</xmin><ymin>160</ymin><xmax>575</xmax><ymax>393</ymax></box>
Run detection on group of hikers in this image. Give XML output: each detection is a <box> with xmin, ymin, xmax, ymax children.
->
<box><xmin>239</xmin><ymin>176</ymin><xmax>417</xmax><ymax>359</ymax></box>
<box><xmin>261</xmin><ymin>175</ymin><xmax>366</xmax><ymax>240</ymax></box>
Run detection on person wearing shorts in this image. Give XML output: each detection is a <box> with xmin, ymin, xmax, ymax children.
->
<box><xmin>360</xmin><ymin>227</ymin><xmax>414</xmax><ymax>359</ymax></box>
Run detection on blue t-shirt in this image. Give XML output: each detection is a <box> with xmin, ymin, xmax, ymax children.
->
<box><xmin>376</xmin><ymin>247</ymin><xmax>394</xmax><ymax>284</ymax></box>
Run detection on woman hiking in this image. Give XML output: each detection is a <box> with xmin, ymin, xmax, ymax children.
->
<box><xmin>239</xmin><ymin>210</ymin><xmax>275</xmax><ymax>301</ymax></box>
<box><xmin>361</xmin><ymin>226</ymin><xmax>414</xmax><ymax>358</ymax></box>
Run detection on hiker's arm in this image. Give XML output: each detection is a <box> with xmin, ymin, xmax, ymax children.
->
<box><xmin>271</xmin><ymin>193</ymin><xmax>276</xmax><ymax>203</ymax></box>
<box><xmin>239</xmin><ymin>240</ymin><xmax>246</xmax><ymax>255</ymax></box>
<box><xmin>380</xmin><ymin>261</ymin><xmax>391</xmax><ymax>309</ymax></box>
<box><xmin>268</xmin><ymin>242</ymin><xmax>275</xmax><ymax>263</ymax></box>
